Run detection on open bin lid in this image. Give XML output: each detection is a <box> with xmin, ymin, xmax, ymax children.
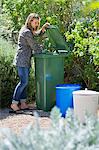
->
<box><xmin>46</xmin><ymin>25</ymin><xmax>69</xmax><ymax>52</ymax></box>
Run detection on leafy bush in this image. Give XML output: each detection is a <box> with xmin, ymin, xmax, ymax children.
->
<box><xmin>0</xmin><ymin>107</ymin><xmax>99</xmax><ymax>150</ymax></box>
<box><xmin>0</xmin><ymin>37</ymin><xmax>17</xmax><ymax>108</ymax></box>
<box><xmin>2</xmin><ymin>0</ymin><xmax>79</xmax><ymax>32</ymax></box>
<box><xmin>65</xmin><ymin>17</ymin><xmax>99</xmax><ymax>90</ymax></box>
<box><xmin>0</xmin><ymin>37</ymin><xmax>35</xmax><ymax>108</ymax></box>
<box><xmin>0</xmin><ymin>10</ymin><xmax>12</xmax><ymax>41</ymax></box>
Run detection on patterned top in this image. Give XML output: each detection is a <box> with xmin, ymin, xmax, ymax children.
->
<box><xmin>13</xmin><ymin>26</ymin><xmax>42</xmax><ymax>67</ymax></box>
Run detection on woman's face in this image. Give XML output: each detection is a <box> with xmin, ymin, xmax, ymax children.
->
<box><xmin>31</xmin><ymin>18</ymin><xmax>40</xmax><ymax>30</ymax></box>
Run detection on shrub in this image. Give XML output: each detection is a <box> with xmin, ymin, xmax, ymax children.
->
<box><xmin>2</xmin><ymin>0</ymin><xmax>78</xmax><ymax>32</ymax></box>
<box><xmin>0</xmin><ymin>37</ymin><xmax>17</xmax><ymax>108</ymax></box>
<box><xmin>65</xmin><ymin>17</ymin><xmax>99</xmax><ymax>90</ymax></box>
<box><xmin>0</xmin><ymin>12</ymin><xmax>12</xmax><ymax>41</ymax></box>
<box><xmin>0</xmin><ymin>107</ymin><xmax>99</xmax><ymax>149</ymax></box>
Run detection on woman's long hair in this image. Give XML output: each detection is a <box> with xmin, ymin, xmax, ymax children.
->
<box><xmin>25</xmin><ymin>13</ymin><xmax>40</xmax><ymax>31</ymax></box>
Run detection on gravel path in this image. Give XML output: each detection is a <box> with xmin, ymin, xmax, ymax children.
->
<box><xmin>0</xmin><ymin>108</ymin><xmax>51</xmax><ymax>134</ymax></box>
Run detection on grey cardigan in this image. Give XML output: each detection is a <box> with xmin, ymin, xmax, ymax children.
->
<box><xmin>13</xmin><ymin>26</ymin><xmax>42</xmax><ymax>67</ymax></box>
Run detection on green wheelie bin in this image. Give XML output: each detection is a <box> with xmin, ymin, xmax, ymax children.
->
<box><xmin>34</xmin><ymin>25</ymin><xmax>69</xmax><ymax>111</ymax></box>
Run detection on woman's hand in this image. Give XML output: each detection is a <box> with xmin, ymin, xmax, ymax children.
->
<box><xmin>41</xmin><ymin>22</ymin><xmax>50</xmax><ymax>33</ymax></box>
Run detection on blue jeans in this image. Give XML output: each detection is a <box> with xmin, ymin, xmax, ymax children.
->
<box><xmin>12</xmin><ymin>67</ymin><xmax>30</xmax><ymax>104</ymax></box>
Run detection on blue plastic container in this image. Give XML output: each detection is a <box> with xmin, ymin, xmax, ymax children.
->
<box><xmin>56</xmin><ymin>84</ymin><xmax>81</xmax><ymax>117</ymax></box>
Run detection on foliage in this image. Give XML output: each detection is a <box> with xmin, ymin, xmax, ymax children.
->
<box><xmin>81</xmin><ymin>0</ymin><xmax>99</xmax><ymax>16</ymax></box>
<box><xmin>2</xmin><ymin>0</ymin><xmax>78</xmax><ymax>32</ymax></box>
<box><xmin>0</xmin><ymin>12</ymin><xmax>12</xmax><ymax>41</ymax></box>
<box><xmin>0</xmin><ymin>107</ymin><xmax>99</xmax><ymax>149</ymax></box>
<box><xmin>65</xmin><ymin>17</ymin><xmax>99</xmax><ymax>90</ymax></box>
<box><xmin>0</xmin><ymin>37</ymin><xmax>17</xmax><ymax>108</ymax></box>
<box><xmin>0</xmin><ymin>5</ymin><xmax>18</xmax><ymax>44</ymax></box>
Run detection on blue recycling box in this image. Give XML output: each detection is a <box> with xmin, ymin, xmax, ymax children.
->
<box><xmin>56</xmin><ymin>84</ymin><xmax>81</xmax><ymax>117</ymax></box>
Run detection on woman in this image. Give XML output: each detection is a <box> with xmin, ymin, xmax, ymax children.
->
<box><xmin>11</xmin><ymin>13</ymin><xmax>50</xmax><ymax>111</ymax></box>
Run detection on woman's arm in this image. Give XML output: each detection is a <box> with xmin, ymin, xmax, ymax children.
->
<box><xmin>33</xmin><ymin>22</ymin><xmax>50</xmax><ymax>36</ymax></box>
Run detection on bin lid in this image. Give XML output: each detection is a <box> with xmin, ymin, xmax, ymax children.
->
<box><xmin>56</xmin><ymin>84</ymin><xmax>81</xmax><ymax>89</ymax></box>
<box><xmin>46</xmin><ymin>25</ymin><xmax>69</xmax><ymax>51</ymax></box>
<box><xmin>73</xmin><ymin>89</ymin><xmax>99</xmax><ymax>95</ymax></box>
